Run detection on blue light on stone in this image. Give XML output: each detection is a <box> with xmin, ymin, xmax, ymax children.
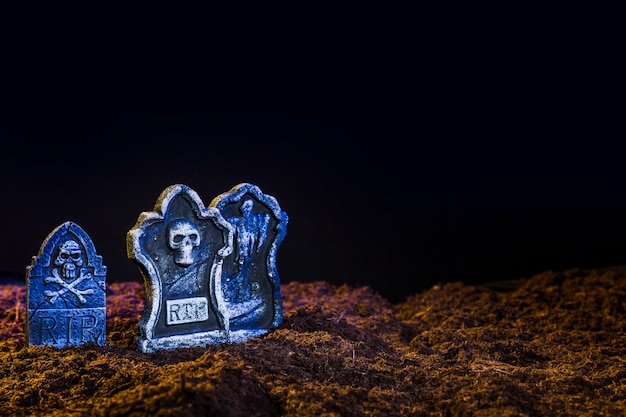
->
<box><xmin>127</xmin><ymin>183</ymin><xmax>288</xmax><ymax>353</ymax></box>
<box><xmin>127</xmin><ymin>184</ymin><xmax>235</xmax><ymax>353</ymax></box>
<box><xmin>26</xmin><ymin>221</ymin><xmax>107</xmax><ymax>348</ymax></box>
<box><xmin>210</xmin><ymin>183</ymin><xmax>287</xmax><ymax>336</ymax></box>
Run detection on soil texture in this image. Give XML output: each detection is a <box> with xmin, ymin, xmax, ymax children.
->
<box><xmin>1</xmin><ymin>268</ymin><xmax>626</xmax><ymax>416</ymax></box>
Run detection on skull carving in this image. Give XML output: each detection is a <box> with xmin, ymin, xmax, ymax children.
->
<box><xmin>167</xmin><ymin>219</ymin><xmax>201</xmax><ymax>267</ymax></box>
<box><xmin>54</xmin><ymin>240</ymin><xmax>83</xmax><ymax>280</ymax></box>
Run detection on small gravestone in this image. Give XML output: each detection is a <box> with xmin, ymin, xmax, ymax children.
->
<box><xmin>127</xmin><ymin>184</ymin><xmax>235</xmax><ymax>353</ymax></box>
<box><xmin>210</xmin><ymin>183</ymin><xmax>287</xmax><ymax>337</ymax></box>
<box><xmin>26</xmin><ymin>221</ymin><xmax>107</xmax><ymax>348</ymax></box>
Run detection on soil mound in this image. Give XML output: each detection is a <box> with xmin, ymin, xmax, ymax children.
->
<box><xmin>1</xmin><ymin>268</ymin><xmax>625</xmax><ymax>416</ymax></box>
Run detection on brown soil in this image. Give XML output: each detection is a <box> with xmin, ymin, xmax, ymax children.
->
<box><xmin>1</xmin><ymin>268</ymin><xmax>626</xmax><ymax>416</ymax></box>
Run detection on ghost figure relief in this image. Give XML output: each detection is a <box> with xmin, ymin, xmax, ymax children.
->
<box><xmin>210</xmin><ymin>183</ymin><xmax>287</xmax><ymax>333</ymax></box>
<box><xmin>127</xmin><ymin>184</ymin><xmax>234</xmax><ymax>353</ymax></box>
<box><xmin>26</xmin><ymin>222</ymin><xmax>107</xmax><ymax>348</ymax></box>
<box><xmin>227</xmin><ymin>199</ymin><xmax>271</xmax><ymax>302</ymax></box>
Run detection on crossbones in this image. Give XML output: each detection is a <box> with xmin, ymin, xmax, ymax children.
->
<box><xmin>44</xmin><ymin>268</ymin><xmax>94</xmax><ymax>304</ymax></box>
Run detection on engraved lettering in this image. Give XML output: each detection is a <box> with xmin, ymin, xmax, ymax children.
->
<box><xmin>166</xmin><ymin>297</ymin><xmax>209</xmax><ymax>325</ymax></box>
<box><xmin>66</xmin><ymin>315</ymin><xmax>73</xmax><ymax>343</ymax></box>
<box><xmin>169</xmin><ymin>303</ymin><xmax>181</xmax><ymax>322</ymax></box>
<box><xmin>183</xmin><ymin>303</ymin><xmax>193</xmax><ymax>320</ymax></box>
<box><xmin>40</xmin><ymin>316</ymin><xmax>57</xmax><ymax>345</ymax></box>
<box><xmin>81</xmin><ymin>315</ymin><xmax>98</xmax><ymax>342</ymax></box>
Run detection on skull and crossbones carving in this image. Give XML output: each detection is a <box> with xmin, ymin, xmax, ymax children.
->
<box><xmin>44</xmin><ymin>239</ymin><xmax>94</xmax><ymax>304</ymax></box>
<box><xmin>167</xmin><ymin>219</ymin><xmax>201</xmax><ymax>267</ymax></box>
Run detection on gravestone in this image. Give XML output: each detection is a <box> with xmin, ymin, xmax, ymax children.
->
<box><xmin>26</xmin><ymin>221</ymin><xmax>107</xmax><ymax>348</ymax></box>
<box><xmin>209</xmin><ymin>183</ymin><xmax>287</xmax><ymax>335</ymax></box>
<box><xmin>127</xmin><ymin>184</ymin><xmax>235</xmax><ymax>353</ymax></box>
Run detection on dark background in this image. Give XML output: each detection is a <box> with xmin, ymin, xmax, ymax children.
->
<box><xmin>0</xmin><ymin>13</ymin><xmax>621</xmax><ymax>303</ymax></box>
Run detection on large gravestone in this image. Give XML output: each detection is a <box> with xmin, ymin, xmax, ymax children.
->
<box><xmin>26</xmin><ymin>221</ymin><xmax>107</xmax><ymax>348</ymax></box>
<box><xmin>127</xmin><ymin>183</ymin><xmax>288</xmax><ymax>352</ymax></box>
<box><xmin>209</xmin><ymin>183</ymin><xmax>287</xmax><ymax>334</ymax></box>
<box><xmin>127</xmin><ymin>184</ymin><xmax>235</xmax><ymax>353</ymax></box>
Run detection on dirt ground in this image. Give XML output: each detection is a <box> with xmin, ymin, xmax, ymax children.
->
<box><xmin>1</xmin><ymin>267</ymin><xmax>626</xmax><ymax>416</ymax></box>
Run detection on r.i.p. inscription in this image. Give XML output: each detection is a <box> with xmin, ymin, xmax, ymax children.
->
<box><xmin>26</xmin><ymin>221</ymin><xmax>107</xmax><ymax>348</ymax></box>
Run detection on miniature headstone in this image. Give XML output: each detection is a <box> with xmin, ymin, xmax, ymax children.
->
<box><xmin>209</xmin><ymin>183</ymin><xmax>288</xmax><ymax>337</ymax></box>
<box><xmin>26</xmin><ymin>221</ymin><xmax>107</xmax><ymax>348</ymax></box>
<box><xmin>127</xmin><ymin>184</ymin><xmax>235</xmax><ymax>353</ymax></box>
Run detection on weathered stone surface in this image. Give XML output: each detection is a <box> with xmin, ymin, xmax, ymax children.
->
<box><xmin>210</xmin><ymin>182</ymin><xmax>287</xmax><ymax>339</ymax></box>
<box><xmin>26</xmin><ymin>221</ymin><xmax>106</xmax><ymax>348</ymax></box>
<box><xmin>127</xmin><ymin>184</ymin><xmax>234</xmax><ymax>352</ymax></box>
<box><xmin>127</xmin><ymin>183</ymin><xmax>288</xmax><ymax>352</ymax></box>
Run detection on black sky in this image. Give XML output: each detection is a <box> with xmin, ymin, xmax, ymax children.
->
<box><xmin>0</xmin><ymin>16</ymin><xmax>621</xmax><ymax>302</ymax></box>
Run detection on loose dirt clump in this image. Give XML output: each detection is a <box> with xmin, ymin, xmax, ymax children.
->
<box><xmin>1</xmin><ymin>268</ymin><xmax>626</xmax><ymax>416</ymax></box>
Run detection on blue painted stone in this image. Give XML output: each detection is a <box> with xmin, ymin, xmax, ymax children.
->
<box><xmin>127</xmin><ymin>184</ymin><xmax>235</xmax><ymax>353</ymax></box>
<box><xmin>210</xmin><ymin>183</ymin><xmax>287</xmax><ymax>338</ymax></box>
<box><xmin>26</xmin><ymin>222</ymin><xmax>107</xmax><ymax>348</ymax></box>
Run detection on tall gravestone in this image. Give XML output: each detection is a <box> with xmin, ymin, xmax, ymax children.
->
<box><xmin>127</xmin><ymin>183</ymin><xmax>288</xmax><ymax>353</ymax></box>
<box><xmin>26</xmin><ymin>221</ymin><xmax>107</xmax><ymax>348</ymax></box>
<box><xmin>127</xmin><ymin>184</ymin><xmax>235</xmax><ymax>353</ymax></box>
<box><xmin>209</xmin><ymin>183</ymin><xmax>287</xmax><ymax>334</ymax></box>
